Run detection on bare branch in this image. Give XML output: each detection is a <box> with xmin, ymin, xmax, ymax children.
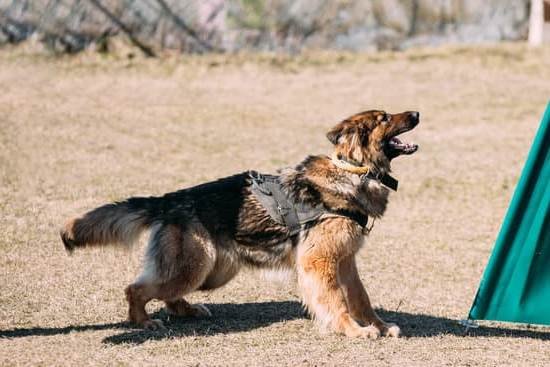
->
<box><xmin>87</xmin><ymin>0</ymin><xmax>155</xmax><ymax>57</ymax></box>
<box><xmin>154</xmin><ymin>0</ymin><xmax>219</xmax><ymax>52</ymax></box>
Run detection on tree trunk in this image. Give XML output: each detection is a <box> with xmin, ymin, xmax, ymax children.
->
<box><xmin>528</xmin><ymin>0</ymin><xmax>544</xmax><ymax>46</ymax></box>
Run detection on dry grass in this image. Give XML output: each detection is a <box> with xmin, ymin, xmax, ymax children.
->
<box><xmin>1</xmin><ymin>43</ymin><xmax>550</xmax><ymax>366</ymax></box>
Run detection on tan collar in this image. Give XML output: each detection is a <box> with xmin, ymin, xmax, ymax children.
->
<box><xmin>331</xmin><ymin>152</ymin><xmax>373</xmax><ymax>174</ymax></box>
<box><xmin>331</xmin><ymin>152</ymin><xmax>399</xmax><ymax>191</ymax></box>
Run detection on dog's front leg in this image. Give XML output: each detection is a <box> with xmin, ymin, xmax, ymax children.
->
<box><xmin>297</xmin><ymin>251</ymin><xmax>380</xmax><ymax>339</ymax></box>
<box><xmin>338</xmin><ymin>255</ymin><xmax>400</xmax><ymax>337</ymax></box>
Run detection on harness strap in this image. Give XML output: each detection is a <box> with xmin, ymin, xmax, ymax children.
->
<box><xmin>332</xmin><ymin>209</ymin><xmax>369</xmax><ymax>228</ymax></box>
<box><xmin>268</xmin><ymin>177</ymin><xmax>302</xmax><ymax>234</ymax></box>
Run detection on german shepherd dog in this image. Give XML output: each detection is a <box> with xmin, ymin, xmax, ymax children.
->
<box><xmin>61</xmin><ymin>110</ymin><xmax>419</xmax><ymax>339</ymax></box>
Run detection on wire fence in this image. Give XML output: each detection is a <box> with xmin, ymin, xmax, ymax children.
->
<box><xmin>0</xmin><ymin>0</ymin><xmax>532</xmax><ymax>55</ymax></box>
<box><xmin>0</xmin><ymin>0</ymin><xmax>227</xmax><ymax>54</ymax></box>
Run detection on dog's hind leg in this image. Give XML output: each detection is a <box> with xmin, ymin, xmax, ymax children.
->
<box><xmin>125</xmin><ymin>223</ymin><xmax>216</xmax><ymax>330</ymax></box>
<box><xmin>125</xmin><ymin>282</ymin><xmax>165</xmax><ymax>330</ymax></box>
<box><xmin>125</xmin><ymin>280</ymin><xmax>212</xmax><ymax>330</ymax></box>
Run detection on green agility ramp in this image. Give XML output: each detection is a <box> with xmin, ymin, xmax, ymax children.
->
<box><xmin>468</xmin><ymin>102</ymin><xmax>550</xmax><ymax>326</ymax></box>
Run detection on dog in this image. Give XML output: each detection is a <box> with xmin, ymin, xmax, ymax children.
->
<box><xmin>61</xmin><ymin>109</ymin><xmax>419</xmax><ymax>338</ymax></box>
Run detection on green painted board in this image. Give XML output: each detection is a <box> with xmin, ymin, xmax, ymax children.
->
<box><xmin>468</xmin><ymin>102</ymin><xmax>550</xmax><ymax>325</ymax></box>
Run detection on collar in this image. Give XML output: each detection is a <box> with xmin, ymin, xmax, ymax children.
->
<box><xmin>331</xmin><ymin>152</ymin><xmax>399</xmax><ymax>191</ymax></box>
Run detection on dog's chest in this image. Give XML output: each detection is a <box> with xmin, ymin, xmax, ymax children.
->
<box><xmin>355</xmin><ymin>179</ymin><xmax>390</xmax><ymax>218</ymax></box>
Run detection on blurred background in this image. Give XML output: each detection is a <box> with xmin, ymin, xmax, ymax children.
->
<box><xmin>1</xmin><ymin>0</ymin><xmax>549</xmax><ymax>55</ymax></box>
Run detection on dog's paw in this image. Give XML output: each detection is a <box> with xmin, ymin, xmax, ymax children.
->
<box><xmin>358</xmin><ymin>325</ymin><xmax>381</xmax><ymax>339</ymax></box>
<box><xmin>142</xmin><ymin>319</ymin><xmax>166</xmax><ymax>331</ymax></box>
<box><xmin>190</xmin><ymin>303</ymin><xmax>212</xmax><ymax>317</ymax></box>
<box><xmin>383</xmin><ymin>323</ymin><xmax>401</xmax><ymax>338</ymax></box>
<box><xmin>166</xmin><ymin>300</ymin><xmax>212</xmax><ymax>318</ymax></box>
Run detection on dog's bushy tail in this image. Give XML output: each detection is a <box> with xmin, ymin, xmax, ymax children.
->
<box><xmin>60</xmin><ymin>197</ymin><xmax>162</xmax><ymax>253</ymax></box>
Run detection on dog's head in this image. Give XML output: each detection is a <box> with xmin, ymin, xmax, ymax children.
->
<box><xmin>327</xmin><ymin>110</ymin><xmax>419</xmax><ymax>172</ymax></box>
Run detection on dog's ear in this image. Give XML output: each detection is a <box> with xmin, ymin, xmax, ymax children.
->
<box><xmin>326</xmin><ymin>123</ymin><xmax>344</xmax><ymax>145</ymax></box>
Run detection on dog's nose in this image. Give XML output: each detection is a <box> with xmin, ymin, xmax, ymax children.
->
<box><xmin>409</xmin><ymin>111</ymin><xmax>420</xmax><ymax>124</ymax></box>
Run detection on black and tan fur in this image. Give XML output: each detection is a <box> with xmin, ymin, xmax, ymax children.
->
<box><xmin>61</xmin><ymin>110</ymin><xmax>420</xmax><ymax>338</ymax></box>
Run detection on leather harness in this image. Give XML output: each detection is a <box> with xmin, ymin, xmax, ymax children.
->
<box><xmin>249</xmin><ymin>171</ymin><xmax>380</xmax><ymax>236</ymax></box>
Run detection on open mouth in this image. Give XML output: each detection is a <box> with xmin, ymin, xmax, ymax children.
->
<box><xmin>384</xmin><ymin>134</ymin><xmax>419</xmax><ymax>159</ymax></box>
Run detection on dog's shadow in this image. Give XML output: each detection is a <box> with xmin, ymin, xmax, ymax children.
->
<box><xmin>104</xmin><ymin>300</ymin><xmax>304</xmax><ymax>344</ymax></box>
<box><xmin>1</xmin><ymin>301</ymin><xmax>549</xmax><ymax>345</ymax></box>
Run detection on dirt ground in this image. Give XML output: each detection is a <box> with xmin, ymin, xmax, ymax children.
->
<box><xmin>1</xmin><ymin>43</ymin><xmax>550</xmax><ymax>366</ymax></box>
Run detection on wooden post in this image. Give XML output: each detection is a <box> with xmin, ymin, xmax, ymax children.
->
<box><xmin>528</xmin><ymin>0</ymin><xmax>544</xmax><ymax>46</ymax></box>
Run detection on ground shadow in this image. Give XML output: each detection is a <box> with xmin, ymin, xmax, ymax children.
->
<box><xmin>377</xmin><ymin>309</ymin><xmax>550</xmax><ymax>340</ymax></box>
<box><xmin>2</xmin><ymin>302</ymin><xmax>549</xmax><ymax>345</ymax></box>
<box><xmin>103</xmin><ymin>300</ymin><xmax>304</xmax><ymax>345</ymax></box>
<box><xmin>0</xmin><ymin>320</ymin><xmax>129</xmax><ymax>339</ymax></box>
<box><xmin>0</xmin><ymin>301</ymin><xmax>303</xmax><ymax>344</ymax></box>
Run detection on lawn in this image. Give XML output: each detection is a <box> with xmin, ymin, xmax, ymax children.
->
<box><xmin>1</xmin><ymin>43</ymin><xmax>550</xmax><ymax>366</ymax></box>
